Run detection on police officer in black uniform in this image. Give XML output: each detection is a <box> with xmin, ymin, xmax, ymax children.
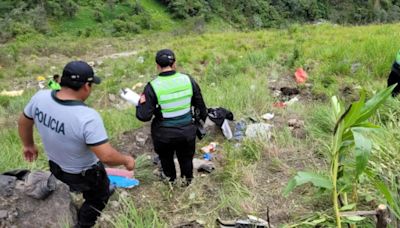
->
<box><xmin>388</xmin><ymin>49</ymin><xmax>400</xmax><ymax>97</ymax></box>
<box><xmin>136</xmin><ymin>49</ymin><xmax>207</xmax><ymax>183</ymax></box>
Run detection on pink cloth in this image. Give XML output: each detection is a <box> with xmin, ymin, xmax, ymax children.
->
<box><xmin>294</xmin><ymin>68</ymin><xmax>308</xmax><ymax>84</ymax></box>
<box><xmin>105</xmin><ymin>168</ymin><xmax>134</xmax><ymax>178</ymax></box>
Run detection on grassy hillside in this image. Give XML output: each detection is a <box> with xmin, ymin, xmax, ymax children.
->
<box><xmin>1</xmin><ymin>5</ymin><xmax>400</xmax><ymax>226</ymax></box>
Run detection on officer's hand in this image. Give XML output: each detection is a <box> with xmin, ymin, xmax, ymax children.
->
<box><xmin>23</xmin><ymin>145</ymin><xmax>38</xmax><ymax>162</ymax></box>
<box><xmin>124</xmin><ymin>156</ymin><xmax>135</xmax><ymax>171</ymax></box>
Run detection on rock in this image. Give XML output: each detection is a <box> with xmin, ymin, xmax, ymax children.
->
<box><xmin>0</xmin><ymin>210</ymin><xmax>7</xmax><ymax>219</ymax></box>
<box><xmin>288</xmin><ymin>118</ymin><xmax>304</xmax><ymax>129</ymax></box>
<box><xmin>108</xmin><ymin>94</ymin><xmax>116</xmax><ymax>102</ymax></box>
<box><xmin>135</xmin><ymin>132</ymin><xmax>148</xmax><ymax>146</ymax></box>
<box><xmin>351</xmin><ymin>63</ymin><xmax>362</xmax><ymax>74</ymax></box>
<box><xmin>0</xmin><ymin>176</ymin><xmax>77</xmax><ymax>228</ymax></box>
<box><xmin>0</xmin><ymin>175</ymin><xmax>16</xmax><ymax>197</ymax></box>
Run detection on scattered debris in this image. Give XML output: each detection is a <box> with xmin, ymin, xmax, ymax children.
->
<box><xmin>280</xmin><ymin>87</ymin><xmax>300</xmax><ymax>96</ymax></box>
<box><xmin>201</xmin><ymin>142</ymin><xmax>217</xmax><ymax>153</ymax></box>
<box><xmin>108</xmin><ymin>175</ymin><xmax>139</xmax><ymax>188</ymax></box>
<box><xmin>0</xmin><ymin>90</ymin><xmax>24</xmax><ymax>97</ymax></box>
<box><xmin>105</xmin><ymin>168</ymin><xmax>134</xmax><ymax>178</ymax></box>
<box><xmin>36</xmin><ymin>76</ymin><xmax>45</xmax><ymax>81</ymax></box>
<box><xmin>174</xmin><ymin>220</ymin><xmax>205</xmax><ymax>228</ymax></box>
<box><xmin>261</xmin><ymin>113</ymin><xmax>274</xmax><ymax>121</ymax></box>
<box><xmin>193</xmin><ymin>159</ymin><xmax>215</xmax><ymax>173</ymax></box>
<box><xmin>285</xmin><ymin>96</ymin><xmax>299</xmax><ymax>106</ymax></box>
<box><xmin>137</xmin><ymin>56</ymin><xmax>144</xmax><ymax>64</ymax></box>
<box><xmin>233</xmin><ymin>120</ymin><xmax>246</xmax><ymax>141</ymax></box>
<box><xmin>288</xmin><ymin>118</ymin><xmax>304</xmax><ymax>129</ymax></box>
<box><xmin>272</xmin><ymin>89</ymin><xmax>281</xmax><ymax>97</ymax></box>
<box><xmin>203</xmin><ymin>152</ymin><xmax>213</xmax><ymax>161</ymax></box>
<box><xmin>132</xmin><ymin>82</ymin><xmax>144</xmax><ymax>90</ymax></box>
<box><xmin>273</xmin><ymin>102</ymin><xmax>286</xmax><ymax>108</ymax></box>
<box><xmin>351</xmin><ymin>62</ymin><xmax>362</xmax><ymax>74</ymax></box>
<box><xmin>217</xmin><ymin>215</ymin><xmax>269</xmax><ymax>227</ymax></box>
<box><xmin>245</xmin><ymin>123</ymin><xmax>273</xmax><ymax>140</ymax></box>
<box><xmin>294</xmin><ymin>68</ymin><xmax>308</xmax><ymax>84</ymax></box>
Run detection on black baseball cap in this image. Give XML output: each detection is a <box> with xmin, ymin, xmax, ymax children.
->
<box><xmin>155</xmin><ymin>49</ymin><xmax>175</xmax><ymax>67</ymax></box>
<box><xmin>61</xmin><ymin>61</ymin><xmax>101</xmax><ymax>85</ymax></box>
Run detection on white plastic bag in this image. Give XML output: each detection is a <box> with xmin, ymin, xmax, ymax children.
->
<box><xmin>120</xmin><ymin>88</ymin><xmax>140</xmax><ymax>106</ymax></box>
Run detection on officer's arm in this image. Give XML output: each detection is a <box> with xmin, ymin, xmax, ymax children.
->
<box><xmin>136</xmin><ymin>83</ymin><xmax>157</xmax><ymax>121</ymax></box>
<box><xmin>90</xmin><ymin>143</ymin><xmax>135</xmax><ymax>170</ymax></box>
<box><xmin>190</xmin><ymin>77</ymin><xmax>208</xmax><ymax>121</ymax></box>
<box><xmin>18</xmin><ymin>113</ymin><xmax>39</xmax><ymax>162</ymax></box>
<box><xmin>18</xmin><ymin>113</ymin><xmax>35</xmax><ymax>147</ymax></box>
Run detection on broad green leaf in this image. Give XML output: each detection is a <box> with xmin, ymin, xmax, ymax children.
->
<box><xmin>357</xmin><ymin>85</ymin><xmax>395</xmax><ymax>124</ymax></box>
<box><xmin>352</xmin><ymin>122</ymin><xmax>380</xmax><ymax>129</ymax></box>
<box><xmin>344</xmin><ymin>216</ymin><xmax>365</xmax><ymax>222</ymax></box>
<box><xmin>304</xmin><ymin>217</ymin><xmax>326</xmax><ymax>225</ymax></box>
<box><xmin>283</xmin><ymin>178</ymin><xmax>297</xmax><ymax>197</ymax></box>
<box><xmin>352</xmin><ymin>128</ymin><xmax>372</xmax><ymax>177</ymax></box>
<box><xmin>283</xmin><ymin>171</ymin><xmax>332</xmax><ymax>197</ymax></box>
<box><xmin>343</xmin><ymin>90</ymin><xmax>365</xmax><ymax>129</ymax></box>
<box><xmin>340</xmin><ymin>203</ymin><xmax>356</xmax><ymax>211</ymax></box>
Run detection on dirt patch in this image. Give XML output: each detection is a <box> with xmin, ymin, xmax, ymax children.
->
<box><xmin>252</xmin><ymin>146</ymin><xmax>326</xmax><ymax>226</ymax></box>
<box><xmin>114</xmin><ymin>124</ymin><xmax>154</xmax><ymax>158</ymax></box>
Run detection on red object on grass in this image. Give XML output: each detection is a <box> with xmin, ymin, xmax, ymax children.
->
<box><xmin>294</xmin><ymin>68</ymin><xmax>308</xmax><ymax>84</ymax></box>
<box><xmin>273</xmin><ymin>102</ymin><xmax>287</xmax><ymax>108</ymax></box>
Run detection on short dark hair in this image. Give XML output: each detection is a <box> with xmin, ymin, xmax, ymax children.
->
<box><xmin>53</xmin><ymin>74</ymin><xmax>60</xmax><ymax>80</ymax></box>
<box><xmin>60</xmin><ymin>80</ymin><xmax>86</xmax><ymax>91</ymax></box>
<box><xmin>155</xmin><ymin>49</ymin><xmax>175</xmax><ymax>67</ymax></box>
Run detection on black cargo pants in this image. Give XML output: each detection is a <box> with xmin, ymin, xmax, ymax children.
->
<box><xmin>49</xmin><ymin>160</ymin><xmax>111</xmax><ymax>228</ymax></box>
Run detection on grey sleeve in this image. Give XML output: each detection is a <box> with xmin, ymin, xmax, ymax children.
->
<box><xmin>23</xmin><ymin>95</ymin><xmax>37</xmax><ymax>119</ymax></box>
<box><xmin>83</xmin><ymin>111</ymin><xmax>109</xmax><ymax>146</ymax></box>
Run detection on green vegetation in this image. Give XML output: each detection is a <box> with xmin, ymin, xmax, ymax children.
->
<box><xmin>160</xmin><ymin>0</ymin><xmax>400</xmax><ymax>28</ymax></box>
<box><xmin>284</xmin><ymin>86</ymin><xmax>394</xmax><ymax>227</ymax></box>
<box><xmin>1</xmin><ymin>1</ymin><xmax>400</xmax><ymax>226</ymax></box>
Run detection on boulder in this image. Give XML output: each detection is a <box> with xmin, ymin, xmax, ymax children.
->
<box><xmin>0</xmin><ymin>172</ymin><xmax>77</xmax><ymax>227</ymax></box>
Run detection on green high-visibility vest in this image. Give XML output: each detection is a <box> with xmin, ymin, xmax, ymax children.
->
<box><xmin>150</xmin><ymin>73</ymin><xmax>193</xmax><ymax>119</ymax></box>
<box><xmin>48</xmin><ymin>80</ymin><xmax>61</xmax><ymax>90</ymax></box>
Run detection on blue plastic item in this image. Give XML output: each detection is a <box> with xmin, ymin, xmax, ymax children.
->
<box><xmin>108</xmin><ymin>175</ymin><xmax>140</xmax><ymax>188</ymax></box>
<box><xmin>203</xmin><ymin>153</ymin><xmax>212</xmax><ymax>161</ymax></box>
<box><xmin>233</xmin><ymin>120</ymin><xmax>246</xmax><ymax>141</ymax></box>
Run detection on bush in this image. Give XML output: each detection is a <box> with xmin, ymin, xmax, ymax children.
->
<box><xmin>112</xmin><ymin>19</ymin><xmax>141</xmax><ymax>36</ymax></box>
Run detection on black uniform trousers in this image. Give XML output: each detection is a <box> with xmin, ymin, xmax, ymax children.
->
<box><xmin>49</xmin><ymin>160</ymin><xmax>111</xmax><ymax>228</ymax></box>
<box><xmin>152</xmin><ymin>124</ymin><xmax>196</xmax><ymax>182</ymax></box>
